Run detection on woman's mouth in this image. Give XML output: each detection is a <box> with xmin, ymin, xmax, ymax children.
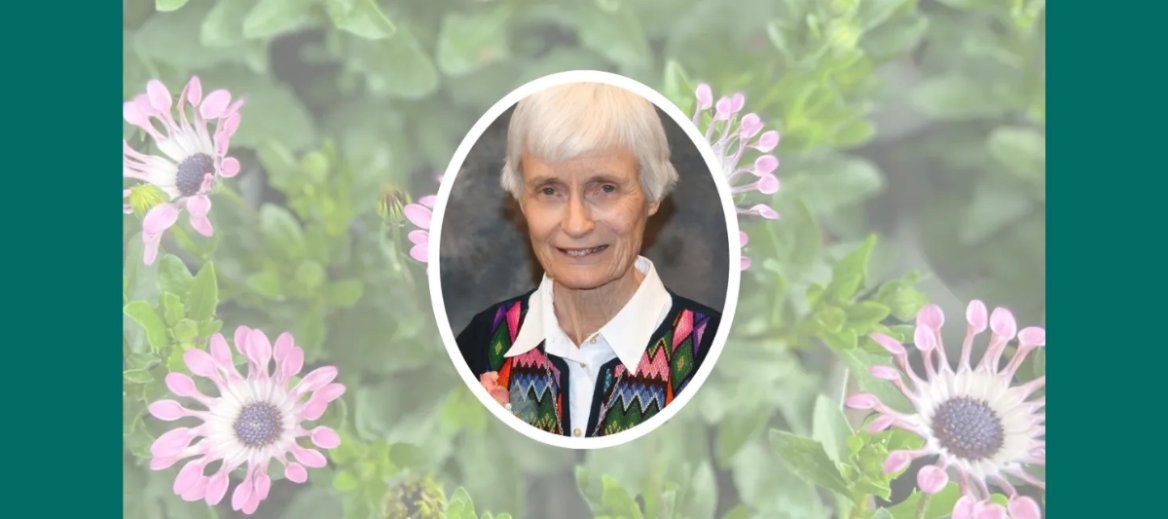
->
<box><xmin>559</xmin><ymin>245</ymin><xmax>608</xmax><ymax>257</ymax></box>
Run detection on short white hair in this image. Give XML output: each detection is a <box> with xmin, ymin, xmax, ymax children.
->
<box><xmin>501</xmin><ymin>82</ymin><xmax>678</xmax><ymax>203</ymax></box>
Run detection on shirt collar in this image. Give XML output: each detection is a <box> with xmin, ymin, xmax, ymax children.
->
<box><xmin>505</xmin><ymin>256</ymin><xmax>672</xmax><ymax>373</ymax></box>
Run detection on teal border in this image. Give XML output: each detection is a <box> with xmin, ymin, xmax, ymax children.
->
<box><xmin>1052</xmin><ymin>4</ymin><xmax>1158</xmax><ymax>517</ymax></box>
<box><xmin>12</xmin><ymin>2</ymin><xmax>120</xmax><ymax>514</ymax></box>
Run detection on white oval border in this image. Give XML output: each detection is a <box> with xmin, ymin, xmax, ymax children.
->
<box><xmin>428</xmin><ymin>70</ymin><xmax>740</xmax><ymax>449</ymax></box>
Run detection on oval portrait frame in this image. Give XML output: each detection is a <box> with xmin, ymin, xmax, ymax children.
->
<box><xmin>428</xmin><ymin>70</ymin><xmax>741</xmax><ymax>449</ymax></box>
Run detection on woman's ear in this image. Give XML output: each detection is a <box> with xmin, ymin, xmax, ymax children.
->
<box><xmin>647</xmin><ymin>199</ymin><xmax>661</xmax><ymax>216</ymax></box>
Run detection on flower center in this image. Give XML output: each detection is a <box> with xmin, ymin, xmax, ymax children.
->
<box><xmin>233</xmin><ymin>402</ymin><xmax>283</xmax><ymax>448</ymax></box>
<box><xmin>931</xmin><ymin>396</ymin><xmax>1005</xmax><ymax>461</ymax></box>
<box><xmin>176</xmin><ymin>153</ymin><xmax>215</xmax><ymax>197</ymax></box>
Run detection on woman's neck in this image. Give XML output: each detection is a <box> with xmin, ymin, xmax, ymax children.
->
<box><xmin>552</xmin><ymin>267</ymin><xmax>645</xmax><ymax>346</ymax></box>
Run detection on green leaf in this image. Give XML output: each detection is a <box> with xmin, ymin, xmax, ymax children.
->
<box><xmin>388</xmin><ymin>442</ymin><xmax>429</xmax><ymax>468</ymax></box>
<box><xmin>912</xmin><ymin>75</ymin><xmax>1011</xmax><ymax>120</ymax></box>
<box><xmin>872</xmin><ymin>508</ymin><xmax>893</xmax><ymax>519</ymax></box>
<box><xmin>198</xmin><ymin>69</ymin><xmax>317</xmax><ymax>150</ymax></box>
<box><xmin>812</xmin><ymin>395</ymin><xmax>852</xmax><ymax>465</ymax></box>
<box><xmin>436</xmin><ymin>6</ymin><xmax>512</xmax><ymax>76</ymax></box>
<box><xmin>885</xmin><ymin>483</ymin><xmax>961</xmax><ymax>519</ymax></box>
<box><xmin>768</xmin><ymin>430</ymin><xmax>851</xmax><ymax>497</ymax></box>
<box><xmin>247</xmin><ymin>269</ymin><xmax>285</xmax><ymax>301</ymax></box>
<box><xmin>987</xmin><ymin>125</ymin><xmax>1045</xmax><ymax>185</ymax></box>
<box><xmin>813</xmin><ymin>306</ymin><xmax>848</xmax><ymax>333</ymax></box>
<box><xmin>662</xmin><ymin>60</ymin><xmax>695</xmax><ymax>113</ymax></box>
<box><xmin>847</xmin><ymin>301</ymin><xmax>891</xmax><ymax>328</ymax></box>
<box><xmin>242</xmin><ymin>0</ymin><xmax>315</xmax><ymax>40</ymax></box>
<box><xmin>198</xmin><ymin>320</ymin><xmax>224</xmax><ymax>337</ymax></box>
<box><xmin>156</xmin><ymin>0</ymin><xmax>189</xmax><ymax>12</ymax></box>
<box><xmin>260</xmin><ymin>205</ymin><xmax>308</xmax><ymax>259</ymax></box>
<box><xmin>326</xmin><ymin>279</ymin><xmax>364</xmax><ymax>307</ymax></box>
<box><xmin>960</xmin><ymin>177</ymin><xmax>1036</xmax><ymax>245</ymax></box>
<box><xmin>785</xmin><ymin>158</ymin><xmax>884</xmax><ymax>216</ymax></box>
<box><xmin>333</xmin><ymin>470</ymin><xmax>359</xmax><ymax>492</ymax></box>
<box><xmin>872</xmin><ymin>273</ymin><xmax>927</xmax><ymax>321</ymax></box>
<box><xmin>186</xmin><ymin>261</ymin><xmax>219</xmax><ymax>321</ymax></box>
<box><xmin>834</xmin><ymin>235</ymin><xmax>877</xmax><ymax>287</ymax></box>
<box><xmin>123</xmin><ymin>369</ymin><xmax>154</xmax><ymax>385</ymax></box>
<box><xmin>601</xmin><ymin>475</ymin><xmax>644</xmax><ymax>519</ymax></box>
<box><xmin>446</xmin><ymin>487</ymin><xmax>477</xmax><ymax>519</ymax></box>
<box><xmin>200</xmin><ymin>0</ymin><xmax>250</xmax><ymax>47</ymax></box>
<box><xmin>156</xmin><ymin>255</ymin><xmax>193</xmax><ymax>295</ymax></box>
<box><xmin>715</xmin><ymin>408</ymin><xmax>772</xmax><ymax>466</ymax></box>
<box><xmin>857</xmin><ymin>0</ymin><xmax>905</xmax><ymax>31</ymax></box>
<box><xmin>126</xmin><ymin>352</ymin><xmax>161</xmax><ymax>370</ymax></box>
<box><xmin>721</xmin><ymin>505</ymin><xmax>752</xmax><ymax>519</ymax></box>
<box><xmin>840</xmin><ymin>349</ymin><xmax>913</xmax><ymax>413</ymax></box>
<box><xmin>344</xmin><ymin>27</ymin><xmax>439</xmax><ymax>99</ymax></box>
<box><xmin>861</xmin><ymin>13</ymin><xmax>928</xmax><ymax>60</ymax></box>
<box><xmin>161</xmin><ymin>292</ymin><xmax>186</xmax><ymax>326</ymax></box>
<box><xmin>295</xmin><ymin>260</ymin><xmax>326</xmax><ymax>293</ymax></box>
<box><xmin>173</xmin><ymin>319</ymin><xmax>199</xmax><ymax>342</ymax></box>
<box><xmin>325</xmin><ymin>0</ymin><xmax>397</xmax><ymax>39</ymax></box>
<box><xmin>125</xmin><ymin>301</ymin><xmax>168</xmax><ymax>352</ymax></box>
<box><xmin>576</xmin><ymin>4</ymin><xmax>651</xmax><ymax>71</ymax></box>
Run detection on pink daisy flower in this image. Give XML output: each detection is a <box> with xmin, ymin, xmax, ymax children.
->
<box><xmin>847</xmin><ymin>301</ymin><xmax>1045</xmax><ymax>519</ymax></box>
<box><xmin>692</xmin><ymin>83</ymin><xmax>780</xmax><ymax>270</ymax></box>
<box><xmin>403</xmin><ymin>195</ymin><xmax>436</xmax><ymax>263</ymax></box>
<box><xmin>147</xmin><ymin>326</ymin><xmax>345</xmax><ymax>515</ymax></box>
<box><xmin>123</xmin><ymin>76</ymin><xmax>243</xmax><ymax>265</ymax></box>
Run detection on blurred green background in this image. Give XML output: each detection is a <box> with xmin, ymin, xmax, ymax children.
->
<box><xmin>122</xmin><ymin>0</ymin><xmax>1044</xmax><ymax>517</ymax></box>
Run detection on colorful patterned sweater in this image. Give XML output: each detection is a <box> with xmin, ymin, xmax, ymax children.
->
<box><xmin>456</xmin><ymin>290</ymin><xmax>721</xmax><ymax>437</ymax></box>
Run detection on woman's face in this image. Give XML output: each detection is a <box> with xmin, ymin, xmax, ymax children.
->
<box><xmin>519</xmin><ymin>147</ymin><xmax>660</xmax><ymax>292</ymax></box>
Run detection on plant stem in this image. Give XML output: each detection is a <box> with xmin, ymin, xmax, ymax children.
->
<box><xmin>171</xmin><ymin>225</ymin><xmax>208</xmax><ymax>263</ymax></box>
<box><xmin>915</xmin><ymin>492</ymin><xmax>933</xmax><ymax>519</ymax></box>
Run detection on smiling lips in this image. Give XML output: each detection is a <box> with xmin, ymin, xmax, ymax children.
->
<box><xmin>559</xmin><ymin>245</ymin><xmax>609</xmax><ymax>257</ymax></box>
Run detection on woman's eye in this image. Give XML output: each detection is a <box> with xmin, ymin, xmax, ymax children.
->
<box><xmin>540</xmin><ymin>187</ymin><xmax>557</xmax><ymax>196</ymax></box>
<box><xmin>601</xmin><ymin>184</ymin><xmax>617</xmax><ymax>193</ymax></box>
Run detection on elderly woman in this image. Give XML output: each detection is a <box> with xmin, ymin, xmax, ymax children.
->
<box><xmin>456</xmin><ymin>83</ymin><xmax>722</xmax><ymax>438</ymax></box>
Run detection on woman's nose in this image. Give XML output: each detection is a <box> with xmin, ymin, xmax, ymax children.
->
<box><xmin>562</xmin><ymin>195</ymin><xmax>595</xmax><ymax>236</ymax></box>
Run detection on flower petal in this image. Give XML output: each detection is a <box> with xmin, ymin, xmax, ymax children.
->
<box><xmin>292</xmin><ymin>446</ymin><xmax>327</xmax><ymax>468</ymax></box>
<box><xmin>246</xmin><ymin>328</ymin><xmax>273</xmax><ymax>371</ymax></box>
<box><xmin>753</xmin><ymin>155</ymin><xmax>778</xmax><ymax>176</ymax></box>
<box><xmin>973</xmin><ymin>502</ymin><xmax>1007</xmax><ymax>519</ymax></box>
<box><xmin>916</xmin><ymin>465</ymin><xmax>949</xmax><ymax>494</ymax></box>
<box><xmin>205</xmin><ymin>470</ymin><xmax>229</xmax><ymax>506</ymax></box>
<box><xmin>143</xmin><ymin>202</ymin><xmax>181</xmax><ymax>235</ymax></box>
<box><xmin>743</xmin><ymin>203</ymin><xmax>779</xmax><ymax>219</ymax></box>
<box><xmin>282</xmin><ymin>345</ymin><xmax>305</xmax><ymax>381</ymax></box>
<box><xmin>869</xmin><ymin>365</ymin><xmax>900</xmax><ymax>381</ymax></box>
<box><xmin>867</xmin><ymin>415</ymin><xmax>895</xmax><ymax>433</ymax></box>
<box><xmin>185</xmin><ymin>76</ymin><xmax>203</xmax><ymax>106</ymax></box>
<box><xmin>990</xmin><ymin>307</ymin><xmax>1017</xmax><ymax>339</ymax></box>
<box><xmin>253</xmin><ymin>471</ymin><xmax>272</xmax><ymax>502</ymax></box>
<box><xmin>409</xmin><ymin>243</ymin><xmax>429</xmax><ymax>263</ymax></box>
<box><xmin>913</xmin><ymin>325</ymin><xmax>936</xmax><ymax>352</ymax></box>
<box><xmin>408</xmin><ymin>230</ymin><xmax>429</xmax><ymax>245</ymax></box>
<box><xmin>756</xmin><ymin>173</ymin><xmax>779</xmax><ymax>194</ymax></box>
<box><xmin>739</xmin><ymin>113</ymin><xmax>763</xmax><ymax>138</ymax></box>
<box><xmin>740</xmin><ymin>256</ymin><xmax>751</xmax><ymax>270</ymax></box>
<box><xmin>273</xmin><ymin>332</ymin><xmax>293</xmax><ymax>363</ymax></box>
<box><xmin>234</xmin><ymin>326</ymin><xmax>252</xmax><ymax>355</ymax></box>
<box><xmin>151</xmin><ymin>427</ymin><xmax>195</xmax><ymax>458</ymax></box>
<box><xmin>311</xmin><ymin>426</ymin><xmax>341</xmax><ymax>449</ymax></box>
<box><xmin>200</xmin><ymin>89</ymin><xmax>232</xmax><ymax>119</ymax></box>
<box><xmin>403</xmin><ymin>203</ymin><xmax>432</xmax><ymax>229</ymax></box>
<box><xmin>173</xmin><ymin>460</ymin><xmax>204</xmax><ymax>495</ymax></box>
<box><xmin>210</xmin><ymin>333</ymin><xmax>233</xmax><ymax>367</ymax></box>
<box><xmin>180</xmin><ymin>475</ymin><xmax>208</xmax><ymax>502</ymax></box>
<box><xmin>952</xmin><ymin>495</ymin><xmax>976</xmax><ymax>519</ymax></box>
<box><xmin>148</xmin><ymin>400</ymin><xmax>187</xmax><ymax>421</ymax></box>
<box><xmin>147</xmin><ymin>80</ymin><xmax>173</xmax><ymax>114</ymax></box>
<box><xmin>754</xmin><ymin>130</ymin><xmax>780</xmax><ymax>152</ymax></box>
<box><xmin>221</xmin><ymin>157</ymin><xmax>241</xmax><ymax>177</ymax></box>
<box><xmin>231</xmin><ymin>475</ymin><xmax>253</xmax><ymax>511</ymax></box>
<box><xmin>285</xmin><ymin>462</ymin><xmax>308</xmax><ymax>483</ymax></box>
<box><xmin>966</xmin><ymin>300</ymin><xmax>988</xmax><ymax>332</ymax></box>
<box><xmin>845</xmin><ymin>394</ymin><xmax>880</xmax><ymax>410</ymax></box>
<box><xmin>883</xmin><ymin>450</ymin><xmax>914</xmax><ymax>473</ymax></box>
<box><xmin>312</xmin><ymin>383</ymin><xmax>346</xmax><ymax>403</ymax></box>
<box><xmin>419</xmin><ymin>195</ymin><xmax>438</xmax><ymax>208</ymax></box>
<box><xmin>165</xmin><ymin>373</ymin><xmax>199</xmax><ymax>397</ymax></box>
<box><xmin>870</xmin><ymin>333</ymin><xmax>906</xmax><ymax>355</ymax></box>
<box><xmin>150</xmin><ymin>456</ymin><xmax>181</xmax><ymax>470</ymax></box>
<box><xmin>1007</xmin><ymin>496</ymin><xmax>1042</xmax><ymax>519</ymax></box>
<box><xmin>1018</xmin><ymin>327</ymin><xmax>1045</xmax><ymax>347</ymax></box>
<box><xmin>184</xmin><ymin>349</ymin><xmax>218</xmax><ymax>378</ymax></box>
<box><xmin>299</xmin><ymin>366</ymin><xmax>338</xmax><ymax>392</ymax></box>
<box><xmin>917</xmin><ymin>304</ymin><xmax>945</xmax><ymax>331</ymax></box>
<box><xmin>695</xmin><ymin>84</ymin><xmax>712</xmax><ymax>109</ymax></box>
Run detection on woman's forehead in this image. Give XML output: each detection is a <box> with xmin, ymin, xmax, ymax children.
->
<box><xmin>521</xmin><ymin>148</ymin><xmax>639</xmax><ymax>178</ymax></box>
